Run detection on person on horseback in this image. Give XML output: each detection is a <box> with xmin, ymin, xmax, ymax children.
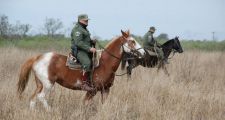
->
<box><xmin>71</xmin><ymin>14</ymin><xmax>96</xmax><ymax>91</ymax></box>
<box><xmin>143</xmin><ymin>26</ymin><xmax>169</xmax><ymax>64</ymax></box>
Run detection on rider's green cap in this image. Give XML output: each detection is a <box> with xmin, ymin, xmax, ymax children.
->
<box><xmin>78</xmin><ymin>14</ymin><xmax>90</xmax><ymax>21</ymax></box>
<box><xmin>150</xmin><ymin>26</ymin><xmax>156</xmax><ymax>31</ymax></box>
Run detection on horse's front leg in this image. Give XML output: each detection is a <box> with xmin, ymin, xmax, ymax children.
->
<box><xmin>126</xmin><ymin>66</ymin><xmax>132</xmax><ymax>79</ymax></box>
<box><xmin>101</xmin><ymin>88</ymin><xmax>110</xmax><ymax>104</ymax></box>
<box><xmin>83</xmin><ymin>91</ymin><xmax>97</xmax><ymax>106</ymax></box>
<box><xmin>158</xmin><ymin>62</ymin><xmax>170</xmax><ymax>76</ymax></box>
<box><xmin>126</xmin><ymin>61</ymin><xmax>139</xmax><ymax>79</ymax></box>
<box><xmin>163</xmin><ymin>66</ymin><xmax>170</xmax><ymax>76</ymax></box>
<box><xmin>157</xmin><ymin>61</ymin><xmax>163</xmax><ymax>73</ymax></box>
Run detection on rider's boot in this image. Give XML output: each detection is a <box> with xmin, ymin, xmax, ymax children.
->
<box><xmin>81</xmin><ymin>71</ymin><xmax>94</xmax><ymax>91</ymax></box>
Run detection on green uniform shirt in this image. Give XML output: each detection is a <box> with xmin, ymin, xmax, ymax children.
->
<box><xmin>71</xmin><ymin>23</ymin><xmax>92</xmax><ymax>52</ymax></box>
<box><xmin>143</xmin><ymin>31</ymin><xmax>156</xmax><ymax>48</ymax></box>
<box><xmin>143</xmin><ymin>31</ymin><xmax>164</xmax><ymax>59</ymax></box>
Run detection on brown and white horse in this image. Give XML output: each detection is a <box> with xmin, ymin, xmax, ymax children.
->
<box><xmin>17</xmin><ymin>30</ymin><xmax>144</xmax><ymax>110</ymax></box>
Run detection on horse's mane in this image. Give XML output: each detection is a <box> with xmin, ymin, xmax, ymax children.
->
<box><xmin>161</xmin><ymin>39</ymin><xmax>174</xmax><ymax>47</ymax></box>
<box><xmin>105</xmin><ymin>36</ymin><xmax>120</xmax><ymax>48</ymax></box>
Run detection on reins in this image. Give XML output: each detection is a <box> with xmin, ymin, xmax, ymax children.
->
<box><xmin>96</xmin><ymin>40</ymin><xmax>121</xmax><ymax>60</ymax></box>
<box><xmin>95</xmin><ymin>38</ymin><xmax>139</xmax><ymax>77</ymax></box>
<box><xmin>96</xmin><ymin>38</ymin><xmax>142</xmax><ymax>60</ymax></box>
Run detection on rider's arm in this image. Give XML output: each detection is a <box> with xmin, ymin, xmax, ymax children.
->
<box><xmin>156</xmin><ymin>41</ymin><xmax>162</xmax><ymax>47</ymax></box>
<box><xmin>144</xmin><ymin>33</ymin><xmax>154</xmax><ymax>46</ymax></box>
<box><xmin>72</xmin><ymin>30</ymin><xmax>91</xmax><ymax>52</ymax></box>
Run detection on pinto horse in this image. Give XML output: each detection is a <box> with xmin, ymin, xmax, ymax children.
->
<box><xmin>17</xmin><ymin>30</ymin><xmax>145</xmax><ymax>110</ymax></box>
<box><xmin>121</xmin><ymin>37</ymin><xmax>183</xmax><ymax>76</ymax></box>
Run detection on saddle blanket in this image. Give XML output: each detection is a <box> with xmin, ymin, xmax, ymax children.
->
<box><xmin>66</xmin><ymin>49</ymin><xmax>103</xmax><ymax>70</ymax></box>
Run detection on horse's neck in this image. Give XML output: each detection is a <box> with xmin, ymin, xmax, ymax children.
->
<box><xmin>164</xmin><ymin>49</ymin><xmax>172</xmax><ymax>58</ymax></box>
<box><xmin>100</xmin><ymin>38</ymin><xmax>123</xmax><ymax>72</ymax></box>
<box><xmin>162</xmin><ymin>41</ymin><xmax>173</xmax><ymax>58</ymax></box>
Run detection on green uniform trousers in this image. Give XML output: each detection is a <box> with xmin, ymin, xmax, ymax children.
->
<box><xmin>154</xmin><ymin>47</ymin><xmax>164</xmax><ymax>60</ymax></box>
<box><xmin>146</xmin><ymin>46</ymin><xmax>164</xmax><ymax>60</ymax></box>
<box><xmin>77</xmin><ymin>50</ymin><xmax>92</xmax><ymax>71</ymax></box>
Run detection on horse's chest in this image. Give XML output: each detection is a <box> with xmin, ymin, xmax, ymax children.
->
<box><xmin>95</xmin><ymin>74</ymin><xmax>115</xmax><ymax>89</ymax></box>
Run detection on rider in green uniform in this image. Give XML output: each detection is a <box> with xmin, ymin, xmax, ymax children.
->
<box><xmin>143</xmin><ymin>26</ymin><xmax>168</xmax><ymax>64</ymax></box>
<box><xmin>71</xmin><ymin>14</ymin><xmax>96</xmax><ymax>91</ymax></box>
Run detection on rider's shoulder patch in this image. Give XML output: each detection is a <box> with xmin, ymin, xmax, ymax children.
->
<box><xmin>75</xmin><ymin>31</ymin><xmax>81</xmax><ymax>37</ymax></box>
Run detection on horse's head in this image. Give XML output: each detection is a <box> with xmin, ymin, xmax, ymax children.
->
<box><xmin>172</xmin><ymin>36</ymin><xmax>183</xmax><ymax>53</ymax></box>
<box><xmin>121</xmin><ymin>30</ymin><xmax>145</xmax><ymax>57</ymax></box>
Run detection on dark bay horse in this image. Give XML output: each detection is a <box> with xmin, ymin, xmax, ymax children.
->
<box><xmin>17</xmin><ymin>30</ymin><xmax>145</xmax><ymax>110</ymax></box>
<box><xmin>121</xmin><ymin>37</ymin><xmax>183</xmax><ymax>76</ymax></box>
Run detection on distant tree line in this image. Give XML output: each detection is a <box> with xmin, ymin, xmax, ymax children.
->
<box><xmin>131</xmin><ymin>33</ymin><xmax>169</xmax><ymax>44</ymax></box>
<box><xmin>0</xmin><ymin>15</ymin><xmax>64</xmax><ymax>40</ymax></box>
<box><xmin>0</xmin><ymin>15</ymin><xmax>31</xmax><ymax>39</ymax></box>
<box><xmin>43</xmin><ymin>17</ymin><xmax>63</xmax><ymax>38</ymax></box>
<box><xmin>0</xmin><ymin>14</ymin><xmax>170</xmax><ymax>41</ymax></box>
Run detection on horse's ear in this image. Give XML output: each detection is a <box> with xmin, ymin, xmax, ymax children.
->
<box><xmin>121</xmin><ymin>30</ymin><xmax>128</xmax><ymax>37</ymax></box>
<box><xmin>126</xmin><ymin>29</ymin><xmax>130</xmax><ymax>36</ymax></box>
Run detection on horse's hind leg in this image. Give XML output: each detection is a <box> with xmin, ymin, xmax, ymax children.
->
<box><xmin>157</xmin><ymin>62</ymin><xmax>162</xmax><ymax>73</ymax></box>
<box><xmin>158</xmin><ymin>63</ymin><xmax>170</xmax><ymax>76</ymax></box>
<box><xmin>29</xmin><ymin>76</ymin><xmax>43</xmax><ymax>110</ymax></box>
<box><xmin>37</xmin><ymin>79</ymin><xmax>53</xmax><ymax>111</ymax></box>
<box><xmin>163</xmin><ymin>66</ymin><xmax>170</xmax><ymax>76</ymax></box>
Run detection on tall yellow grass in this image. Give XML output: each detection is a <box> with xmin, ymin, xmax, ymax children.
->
<box><xmin>0</xmin><ymin>47</ymin><xmax>224</xmax><ymax>120</ymax></box>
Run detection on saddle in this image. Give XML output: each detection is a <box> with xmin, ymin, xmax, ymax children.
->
<box><xmin>66</xmin><ymin>50</ymin><xmax>103</xmax><ymax>70</ymax></box>
<box><xmin>145</xmin><ymin>48</ymin><xmax>158</xmax><ymax>56</ymax></box>
<box><xmin>66</xmin><ymin>53</ymin><xmax>82</xmax><ymax>70</ymax></box>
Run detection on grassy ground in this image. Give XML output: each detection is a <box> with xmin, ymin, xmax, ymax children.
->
<box><xmin>0</xmin><ymin>47</ymin><xmax>225</xmax><ymax>120</ymax></box>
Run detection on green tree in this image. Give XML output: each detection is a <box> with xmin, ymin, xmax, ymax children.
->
<box><xmin>157</xmin><ymin>33</ymin><xmax>169</xmax><ymax>40</ymax></box>
<box><xmin>0</xmin><ymin>15</ymin><xmax>9</xmax><ymax>38</ymax></box>
<box><xmin>43</xmin><ymin>18</ymin><xmax>63</xmax><ymax>37</ymax></box>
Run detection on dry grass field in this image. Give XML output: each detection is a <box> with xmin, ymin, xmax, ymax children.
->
<box><xmin>0</xmin><ymin>47</ymin><xmax>225</xmax><ymax>120</ymax></box>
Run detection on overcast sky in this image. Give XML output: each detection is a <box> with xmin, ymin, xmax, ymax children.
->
<box><xmin>1</xmin><ymin>0</ymin><xmax>225</xmax><ymax>40</ymax></box>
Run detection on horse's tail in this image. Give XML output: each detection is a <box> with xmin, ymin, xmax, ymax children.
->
<box><xmin>17</xmin><ymin>55</ymin><xmax>41</xmax><ymax>98</ymax></box>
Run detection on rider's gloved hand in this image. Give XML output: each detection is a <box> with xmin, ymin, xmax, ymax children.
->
<box><xmin>90</xmin><ymin>47</ymin><xmax>96</xmax><ymax>53</ymax></box>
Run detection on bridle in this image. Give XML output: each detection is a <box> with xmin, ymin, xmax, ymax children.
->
<box><xmin>95</xmin><ymin>36</ymin><xmax>142</xmax><ymax>60</ymax></box>
<box><xmin>95</xmin><ymin>36</ymin><xmax>143</xmax><ymax>76</ymax></box>
<box><xmin>166</xmin><ymin>38</ymin><xmax>181</xmax><ymax>59</ymax></box>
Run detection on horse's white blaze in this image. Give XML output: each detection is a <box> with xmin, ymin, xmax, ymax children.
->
<box><xmin>33</xmin><ymin>52</ymin><xmax>53</xmax><ymax>89</ymax></box>
<box><xmin>123</xmin><ymin>42</ymin><xmax>131</xmax><ymax>52</ymax></box>
<box><xmin>120</xmin><ymin>45</ymin><xmax>124</xmax><ymax>53</ymax></box>
<box><xmin>123</xmin><ymin>37</ymin><xmax>145</xmax><ymax>56</ymax></box>
<box><xmin>130</xmin><ymin>37</ymin><xmax>145</xmax><ymax>56</ymax></box>
<box><xmin>135</xmin><ymin>42</ymin><xmax>145</xmax><ymax>56</ymax></box>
